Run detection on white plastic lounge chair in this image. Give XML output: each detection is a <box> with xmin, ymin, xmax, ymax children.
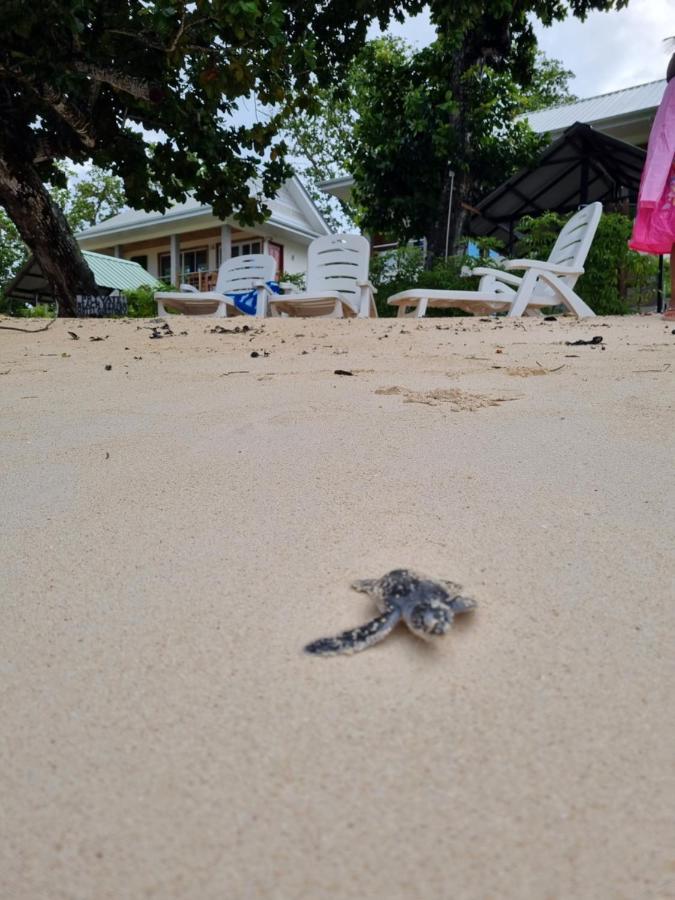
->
<box><xmin>155</xmin><ymin>254</ymin><xmax>277</xmax><ymax>317</ymax></box>
<box><xmin>266</xmin><ymin>234</ymin><xmax>377</xmax><ymax>318</ymax></box>
<box><xmin>388</xmin><ymin>202</ymin><xmax>602</xmax><ymax>318</ymax></box>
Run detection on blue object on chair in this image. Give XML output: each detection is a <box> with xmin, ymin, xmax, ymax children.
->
<box><xmin>225</xmin><ymin>281</ymin><xmax>282</xmax><ymax>316</ymax></box>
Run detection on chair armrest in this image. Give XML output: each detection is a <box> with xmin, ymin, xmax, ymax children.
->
<box><xmin>469</xmin><ymin>266</ymin><xmax>504</xmax><ymax>278</ymax></box>
<box><xmin>357</xmin><ymin>280</ymin><xmax>377</xmax><ymax>294</ymax></box>
<box><xmin>471</xmin><ymin>267</ymin><xmax>523</xmax><ymax>288</ymax></box>
<box><xmin>179</xmin><ymin>284</ymin><xmax>199</xmax><ymax>293</ymax></box>
<box><xmin>279</xmin><ymin>282</ymin><xmax>296</xmax><ymax>293</ymax></box>
<box><xmin>503</xmin><ymin>259</ymin><xmax>584</xmax><ymax>276</ymax></box>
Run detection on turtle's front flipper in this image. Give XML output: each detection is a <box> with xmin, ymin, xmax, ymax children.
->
<box><xmin>350</xmin><ymin>578</ymin><xmax>378</xmax><ymax>594</ymax></box>
<box><xmin>305</xmin><ymin>610</ymin><xmax>401</xmax><ymax>656</ymax></box>
<box><xmin>441</xmin><ymin>580</ymin><xmax>464</xmax><ymax>595</ymax></box>
<box><xmin>447</xmin><ymin>595</ymin><xmax>477</xmax><ymax>614</ymax></box>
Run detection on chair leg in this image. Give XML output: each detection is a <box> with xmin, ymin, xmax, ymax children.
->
<box><xmin>507</xmin><ymin>270</ymin><xmax>538</xmax><ymax>317</ymax></box>
<box><xmin>157</xmin><ymin>300</ymin><xmax>167</xmax><ymax>317</ymax></box>
<box><xmin>255</xmin><ymin>287</ymin><xmax>268</xmax><ymax>317</ymax></box>
<box><xmin>396</xmin><ymin>303</ymin><xmax>409</xmax><ymax>318</ymax></box>
<box><xmin>416</xmin><ymin>298</ymin><xmax>428</xmax><ymax>318</ymax></box>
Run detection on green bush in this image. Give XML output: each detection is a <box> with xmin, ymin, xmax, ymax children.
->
<box><xmin>370</xmin><ymin>245</ymin><xmax>488</xmax><ymax>317</ymax></box>
<box><xmin>123</xmin><ymin>283</ymin><xmax>169</xmax><ymax>317</ymax></box>
<box><xmin>0</xmin><ymin>297</ymin><xmax>55</xmax><ymax>317</ymax></box>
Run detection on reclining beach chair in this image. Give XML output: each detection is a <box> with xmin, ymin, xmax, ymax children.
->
<box><xmin>266</xmin><ymin>234</ymin><xmax>377</xmax><ymax>318</ymax></box>
<box><xmin>155</xmin><ymin>254</ymin><xmax>277</xmax><ymax>317</ymax></box>
<box><xmin>388</xmin><ymin>202</ymin><xmax>602</xmax><ymax>318</ymax></box>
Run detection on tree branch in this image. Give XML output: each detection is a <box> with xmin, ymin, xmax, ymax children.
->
<box><xmin>0</xmin><ymin>64</ymin><xmax>96</xmax><ymax>149</ymax></box>
<box><xmin>71</xmin><ymin>63</ymin><xmax>153</xmax><ymax>102</ymax></box>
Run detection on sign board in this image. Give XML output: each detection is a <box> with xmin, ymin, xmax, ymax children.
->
<box><xmin>75</xmin><ymin>293</ymin><xmax>128</xmax><ymax>317</ymax></box>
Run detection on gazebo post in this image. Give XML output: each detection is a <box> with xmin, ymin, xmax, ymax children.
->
<box><xmin>656</xmin><ymin>255</ymin><xmax>664</xmax><ymax>314</ymax></box>
<box><xmin>580</xmin><ymin>155</ymin><xmax>589</xmax><ymax>205</ymax></box>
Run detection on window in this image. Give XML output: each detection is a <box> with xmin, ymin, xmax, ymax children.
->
<box><xmin>130</xmin><ymin>254</ymin><xmax>148</xmax><ymax>269</ymax></box>
<box><xmin>231</xmin><ymin>239</ymin><xmax>263</xmax><ymax>258</ymax></box>
<box><xmin>158</xmin><ymin>248</ymin><xmax>208</xmax><ymax>280</ymax></box>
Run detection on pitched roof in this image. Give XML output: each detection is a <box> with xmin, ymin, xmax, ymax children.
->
<box><xmin>524</xmin><ymin>80</ymin><xmax>666</xmax><ymax>136</ymax></box>
<box><xmin>82</xmin><ymin>251</ymin><xmax>162</xmax><ymax>291</ymax></box>
<box><xmin>76</xmin><ymin>176</ymin><xmax>331</xmax><ymax>244</ymax></box>
<box><xmin>468</xmin><ymin>123</ymin><xmax>646</xmax><ymax>238</ymax></box>
<box><xmin>4</xmin><ymin>250</ymin><xmax>160</xmax><ymax>301</ymax></box>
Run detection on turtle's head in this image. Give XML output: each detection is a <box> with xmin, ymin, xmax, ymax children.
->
<box><xmin>403</xmin><ymin>600</ymin><xmax>453</xmax><ymax>641</ymax></box>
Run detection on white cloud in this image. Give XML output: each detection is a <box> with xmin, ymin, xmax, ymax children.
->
<box><xmin>372</xmin><ymin>0</ymin><xmax>673</xmax><ymax>97</ymax></box>
<box><xmin>533</xmin><ymin>0</ymin><xmax>673</xmax><ymax>96</ymax></box>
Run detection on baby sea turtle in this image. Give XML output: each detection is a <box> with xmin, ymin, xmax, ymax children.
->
<box><xmin>305</xmin><ymin>568</ymin><xmax>476</xmax><ymax>656</ymax></box>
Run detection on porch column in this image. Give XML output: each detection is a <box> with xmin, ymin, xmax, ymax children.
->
<box><xmin>169</xmin><ymin>234</ymin><xmax>180</xmax><ymax>287</ymax></box>
<box><xmin>113</xmin><ymin>245</ymin><xmax>122</xmax><ymax>258</ymax></box>
<box><xmin>220</xmin><ymin>224</ymin><xmax>232</xmax><ymax>262</ymax></box>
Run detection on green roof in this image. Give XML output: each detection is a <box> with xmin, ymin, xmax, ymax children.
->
<box><xmin>4</xmin><ymin>250</ymin><xmax>161</xmax><ymax>301</ymax></box>
<box><xmin>81</xmin><ymin>251</ymin><xmax>162</xmax><ymax>291</ymax></box>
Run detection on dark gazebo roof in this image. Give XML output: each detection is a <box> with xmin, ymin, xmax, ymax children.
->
<box><xmin>468</xmin><ymin>122</ymin><xmax>647</xmax><ymax>238</ymax></box>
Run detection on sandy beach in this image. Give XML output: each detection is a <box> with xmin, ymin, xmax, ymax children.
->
<box><xmin>1</xmin><ymin>313</ymin><xmax>674</xmax><ymax>899</ymax></box>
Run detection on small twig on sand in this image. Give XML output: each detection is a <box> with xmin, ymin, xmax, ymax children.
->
<box><xmin>631</xmin><ymin>364</ymin><xmax>671</xmax><ymax>374</ymax></box>
<box><xmin>0</xmin><ymin>318</ymin><xmax>56</xmax><ymax>333</ymax></box>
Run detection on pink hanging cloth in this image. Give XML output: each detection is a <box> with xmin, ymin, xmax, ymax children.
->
<box><xmin>629</xmin><ymin>77</ymin><xmax>675</xmax><ymax>255</ymax></box>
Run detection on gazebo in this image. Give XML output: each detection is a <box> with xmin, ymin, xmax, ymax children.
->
<box><xmin>468</xmin><ymin>122</ymin><xmax>646</xmax><ymax>240</ymax></box>
<box><xmin>465</xmin><ymin>122</ymin><xmax>666</xmax><ymax>307</ymax></box>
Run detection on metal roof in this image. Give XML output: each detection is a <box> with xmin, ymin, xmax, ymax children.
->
<box><xmin>469</xmin><ymin>123</ymin><xmax>646</xmax><ymax>238</ymax></box>
<box><xmin>524</xmin><ymin>80</ymin><xmax>665</xmax><ymax>136</ymax></box>
<box><xmin>4</xmin><ymin>250</ymin><xmax>161</xmax><ymax>302</ymax></box>
<box><xmin>76</xmin><ymin>176</ymin><xmax>331</xmax><ymax>243</ymax></box>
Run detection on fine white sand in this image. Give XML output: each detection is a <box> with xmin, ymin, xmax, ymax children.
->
<box><xmin>1</xmin><ymin>314</ymin><xmax>674</xmax><ymax>899</ymax></box>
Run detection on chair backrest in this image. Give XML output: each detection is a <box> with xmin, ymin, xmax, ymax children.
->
<box><xmin>215</xmin><ymin>254</ymin><xmax>276</xmax><ymax>294</ymax></box>
<box><xmin>546</xmin><ymin>202</ymin><xmax>603</xmax><ymax>286</ymax></box>
<box><xmin>306</xmin><ymin>234</ymin><xmax>370</xmax><ymax>301</ymax></box>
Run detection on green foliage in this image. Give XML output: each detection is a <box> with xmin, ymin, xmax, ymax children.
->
<box><xmin>283</xmin><ymin>38</ymin><xmax>579</xmax><ymax>246</ymax></box>
<box><xmin>279</xmin><ymin>271</ymin><xmax>306</xmax><ymax>291</ymax></box>
<box><xmin>0</xmin><ymin>0</ymin><xmax>422</xmax><ymax>224</ymax></box>
<box><xmin>0</xmin><ymin>209</ymin><xmax>28</xmax><ymax>285</ymax></box>
<box><xmin>370</xmin><ymin>245</ymin><xmax>481</xmax><ymax>316</ymax></box>
<box><xmin>123</xmin><ymin>283</ymin><xmax>165</xmax><ymax>318</ymax></box>
<box><xmin>517</xmin><ymin>52</ymin><xmax>578</xmax><ymax>112</ymax></box>
<box><xmin>14</xmin><ymin>303</ymin><xmax>55</xmax><ymax>318</ymax></box>
<box><xmin>283</xmin><ymin>92</ymin><xmax>357</xmax><ymax>232</ymax></box>
<box><xmin>516</xmin><ymin>210</ymin><xmax>661</xmax><ymax>314</ymax></box>
<box><xmin>289</xmin><ymin>0</ymin><xmax>624</xmax><ymax>256</ymax></box>
<box><xmin>51</xmin><ymin>165</ymin><xmax>126</xmax><ymax>233</ymax></box>
<box><xmin>349</xmin><ymin>36</ymin><xmax>565</xmax><ymax>252</ymax></box>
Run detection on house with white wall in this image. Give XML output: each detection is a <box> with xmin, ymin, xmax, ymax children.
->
<box><xmin>76</xmin><ymin>176</ymin><xmax>331</xmax><ymax>289</ymax></box>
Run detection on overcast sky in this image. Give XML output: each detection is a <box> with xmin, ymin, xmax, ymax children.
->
<box><xmin>373</xmin><ymin>0</ymin><xmax>673</xmax><ymax>98</ymax></box>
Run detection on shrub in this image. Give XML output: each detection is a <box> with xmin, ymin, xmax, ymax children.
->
<box><xmin>370</xmin><ymin>245</ymin><xmax>487</xmax><ymax>317</ymax></box>
<box><xmin>124</xmin><ymin>283</ymin><xmax>168</xmax><ymax>317</ymax></box>
<box><xmin>279</xmin><ymin>270</ymin><xmax>306</xmax><ymax>291</ymax></box>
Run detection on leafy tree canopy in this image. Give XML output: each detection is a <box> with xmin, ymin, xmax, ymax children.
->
<box><xmin>0</xmin><ymin>0</ymin><xmax>421</xmax><ymax>311</ymax></box>
<box><xmin>288</xmin><ymin>0</ymin><xmax>626</xmax><ymax>258</ymax></box>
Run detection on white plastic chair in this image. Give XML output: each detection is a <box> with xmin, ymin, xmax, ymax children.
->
<box><xmin>266</xmin><ymin>234</ymin><xmax>377</xmax><ymax>318</ymax></box>
<box><xmin>155</xmin><ymin>254</ymin><xmax>277</xmax><ymax>317</ymax></box>
<box><xmin>388</xmin><ymin>202</ymin><xmax>602</xmax><ymax>318</ymax></box>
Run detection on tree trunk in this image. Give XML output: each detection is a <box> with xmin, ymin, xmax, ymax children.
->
<box><xmin>426</xmin><ymin>169</ymin><xmax>471</xmax><ymax>264</ymax></box>
<box><xmin>0</xmin><ymin>154</ymin><xmax>97</xmax><ymax>316</ymax></box>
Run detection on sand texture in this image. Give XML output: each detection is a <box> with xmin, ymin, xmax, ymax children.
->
<box><xmin>1</xmin><ymin>314</ymin><xmax>674</xmax><ymax>899</ymax></box>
